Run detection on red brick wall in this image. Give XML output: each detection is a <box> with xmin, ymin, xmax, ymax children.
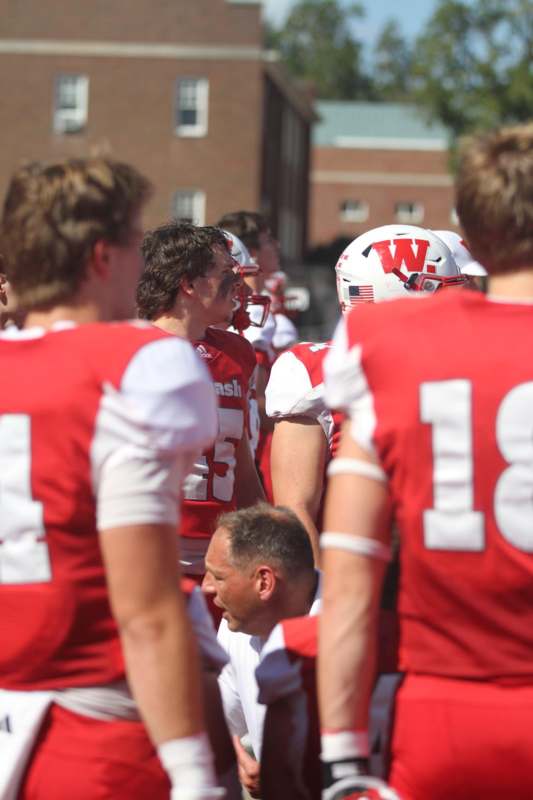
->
<box><xmin>310</xmin><ymin>145</ymin><xmax>458</xmax><ymax>247</ymax></box>
<box><xmin>0</xmin><ymin>52</ymin><xmax>263</xmax><ymax>229</ymax></box>
<box><xmin>0</xmin><ymin>0</ymin><xmax>262</xmax><ymax>46</ymax></box>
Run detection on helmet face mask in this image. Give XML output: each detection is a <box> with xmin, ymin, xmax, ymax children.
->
<box><xmin>335</xmin><ymin>224</ymin><xmax>465</xmax><ymax>314</ymax></box>
<box><xmin>222</xmin><ymin>229</ymin><xmax>271</xmax><ymax>332</ymax></box>
<box><xmin>393</xmin><ymin>268</ymin><xmax>468</xmax><ymax>294</ymax></box>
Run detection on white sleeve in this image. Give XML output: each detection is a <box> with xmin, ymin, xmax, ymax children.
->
<box><xmin>243</xmin><ymin>310</ymin><xmax>276</xmax><ymax>354</ymax></box>
<box><xmin>187</xmin><ymin>586</ymin><xmax>229</xmax><ymax>674</ymax></box>
<box><xmin>92</xmin><ymin>336</ymin><xmax>218</xmax><ymax>530</ymax></box>
<box><xmin>272</xmin><ymin>314</ymin><xmax>298</xmax><ymax>350</ymax></box>
<box><xmin>323</xmin><ymin>318</ymin><xmax>378</xmax><ymax>457</ymax></box>
<box><xmin>256</xmin><ymin>623</ymin><xmax>302</xmax><ymax>705</ymax></box>
<box><xmin>216</xmin><ymin>620</ymin><xmax>248</xmax><ymax>739</ymax></box>
<box><xmin>266</xmin><ymin>350</ymin><xmax>324</xmax><ymax>419</ymax></box>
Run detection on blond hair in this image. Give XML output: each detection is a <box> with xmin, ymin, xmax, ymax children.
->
<box><xmin>0</xmin><ymin>158</ymin><xmax>151</xmax><ymax>309</ymax></box>
<box><xmin>455</xmin><ymin>123</ymin><xmax>533</xmax><ymax>275</ymax></box>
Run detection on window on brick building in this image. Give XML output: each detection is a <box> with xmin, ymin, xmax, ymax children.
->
<box><xmin>340</xmin><ymin>200</ymin><xmax>369</xmax><ymax>223</ymax></box>
<box><xmin>175</xmin><ymin>78</ymin><xmax>209</xmax><ymax>137</ymax></box>
<box><xmin>54</xmin><ymin>74</ymin><xmax>89</xmax><ymax>134</ymax></box>
<box><xmin>395</xmin><ymin>201</ymin><xmax>424</xmax><ymax>224</ymax></box>
<box><xmin>172</xmin><ymin>190</ymin><xmax>206</xmax><ymax>224</ymax></box>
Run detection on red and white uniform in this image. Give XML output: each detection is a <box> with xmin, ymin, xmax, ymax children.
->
<box><xmin>180</xmin><ymin>327</ymin><xmax>256</xmax><ymax>575</ymax></box>
<box><xmin>256</xmin><ymin>615</ymin><xmax>320</xmax><ymax>800</ymax></box>
<box><xmin>0</xmin><ymin>321</ymin><xmax>216</xmax><ymax>690</ymax></box>
<box><xmin>0</xmin><ymin>320</ymin><xmax>218</xmax><ymax>800</ymax></box>
<box><xmin>14</xmin><ymin>578</ymin><xmax>228</xmax><ymax>800</ymax></box>
<box><xmin>266</xmin><ymin>341</ymin><xmax>342</xmax><ymax>458</ymax></box>
<box><xmin>324</xmin><ymin>290</ymin><xmax>533</xmax><ymax>799</ymax></box>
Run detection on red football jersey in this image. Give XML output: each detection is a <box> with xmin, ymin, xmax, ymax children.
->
<box><xmin>266</xmin><ymin>341</ymin><xmax>342</xmax><ymax>458</ymax></box>
<box><xmin>325</xmin><ymin>290</ymin><xmax>533</xmax><ymax>681</ymax></box>
<box><xmin>0</xmin><ymin>322</ymin><xmax>216</xmax><ymax>690</ymax></box>
<box><xmin>180</xmin><ymin>328</ymin><xmax>257</xmax><ymax>542</ymax></box>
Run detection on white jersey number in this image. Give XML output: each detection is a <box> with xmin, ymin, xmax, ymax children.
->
<box><xmin>183</xmin><ymin>408</ymin><xmax>244</xmax><ymax>503</ymax></box>
<box><xmin>0</xmin><ymin>414</ymin><xmax>51</xmax><ymax>583</ymax></box>
<box><xmin>421</xmin><ymin>379</ymin><xmax>533</xmax><ymax>552</ymax></box>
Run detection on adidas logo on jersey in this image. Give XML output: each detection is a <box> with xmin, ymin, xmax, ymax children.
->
<box><xmin>214</xmin><ymin>379</ymin><xmax>242</xmax><ymax>398</ymax></box>
<box><xmin>196</xmin><ymin>344</ymin><xmax>214</xmax><ymax>361</ymax></box>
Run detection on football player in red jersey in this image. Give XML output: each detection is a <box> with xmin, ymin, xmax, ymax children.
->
<box><xmin>0</xmin><ymin>160</ymin><xmax>225</xmax><ymax>799</ymax></box>
<box><xmin>136</xmin><ymin>222</ymin><xmax>265</xmax><ymax>588</ymax></box>
<box><xmin>216</xmin><ymin>211</ymin><xmax>280</xmax><ymax>500</ymax></box>
<box><xmin>319</xmin><ymin>123</ymin><xmax>533</xmax><ymax>800</ymax></box>
<box><xmin>266</xmin><ymin>225</ymin><xmax>463</xmax><ymax>559</ymax></box>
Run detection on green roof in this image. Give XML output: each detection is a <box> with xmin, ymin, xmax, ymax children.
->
<box><xmin>313</xmin><ymin>101</ymin><xmax>450</xmax><ymax>150</ymax></box>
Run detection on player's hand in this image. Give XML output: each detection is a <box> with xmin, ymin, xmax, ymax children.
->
<box><xmin>232</xmin><ymin>734</ymin><xmax>261</xmax><ymax>798</ymax></box>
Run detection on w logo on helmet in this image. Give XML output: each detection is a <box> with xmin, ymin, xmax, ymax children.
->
<box><xmin>371</xmin><ymin>239</ymin><xmax>433</xmax><ymax>273</ymax></box>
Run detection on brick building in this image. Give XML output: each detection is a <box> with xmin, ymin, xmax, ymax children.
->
<box><xmin>310</xmin><ymin>101</ymin><xmax>457</xmax><ymax>249</ymax></box>
<box><xmin>0</xmin><ymin>0</ymin><xmax>314</xmax><ymax>262</ymax></box>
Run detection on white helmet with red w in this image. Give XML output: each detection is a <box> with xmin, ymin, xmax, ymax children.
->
<box><xmin>335</xmin><ymin>224</ymin><xmax>465</xmax><ymax>314</ymax></box>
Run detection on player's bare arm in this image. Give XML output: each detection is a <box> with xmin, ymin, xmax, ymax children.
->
<box><xmin>234</xmin><ymin>430</ymin><xmax>266</xmax><ymax>508</ymax></box>
<box><xmin>318</xmin><ymin>427</ymin><xmax>391</xmax><ymax>735</ymax></box>
<box><xmin>255</xmin><ymin>363</ymin><xmax>275</xmax><ymax>434</ymax></box>
<box><xmin>100</xmin><ymin>521</ymin><xmax>206</xmax><ymax>744</ymax></box>
<box><xmin>271</xmin><ymin>416</ymin><xmax>326</xmax><ymax>563</ymax></box>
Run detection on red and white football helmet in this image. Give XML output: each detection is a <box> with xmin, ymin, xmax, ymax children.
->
<box><xmin>222</xmin><ymin>230</ymin><xmax>270</xmax><ymax>332</ymax></box>
<box><xmin>335</xmin><ymin>224</ymin><xmax>466</xmax><ymax>314</ymax></box>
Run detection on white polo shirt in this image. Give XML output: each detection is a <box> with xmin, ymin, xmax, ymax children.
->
<box><xmin>216</xmin><ymin>574</ymin><xmax>321</xmax><ymax>758</ymax></box>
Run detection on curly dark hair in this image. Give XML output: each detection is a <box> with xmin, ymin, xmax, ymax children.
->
<box><xmin>136</xmin><ymin>221</ymin><xmax>229</xmax><ymax>320</ymax></box>
<box><xmin>216</xmin><ymin>210</ymin><xmax>271</xmax><ymax>253</ymax></box>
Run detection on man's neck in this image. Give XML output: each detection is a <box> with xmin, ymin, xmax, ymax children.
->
<box><xmin>254</xmin><ymin>572</ymin><xmax>318</xmax><ymax>641</ymax></box>
<box><xmin>24</xmin><ymin>301</ymin><xmax>102</xmax><ymax>330</ymax></box>
<box><xmin>488</xmin><ymin>268</ymin><xmax>533</xmax><ymax>299</ymax></box>
<box><xmin>152</xmin><ymin>313</ymin><xmax>206</xmax><ymax>342</ymax></box>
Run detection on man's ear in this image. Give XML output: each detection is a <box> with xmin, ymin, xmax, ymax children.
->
<box><xmin>90</xmin><ymin>240</ymin><xmax>112</xmax><ymax>280</ymax></box>
<box><xmin>180</xmin><ymin>277</ymin><xmax>196</xmax><ymax>298</ymax></box>
<box><xmin>255</xmin><ymin>565</ymin><xmax>276</xmax><ymax>600</ymax></box>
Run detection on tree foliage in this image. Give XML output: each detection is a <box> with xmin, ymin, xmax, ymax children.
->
<box><xmin>371</xmin><ymin>20</ymin><xmax>415</xmax><ymax>101</ymax></box>
<box><xmin>265</xmin><ymin>0</ymin><xmax>374</xmax><ymax>100</ymax></box>
<box><xmin>410</xmin><ymin>0</ymin><xmax>533</xmax><ymax>137</ymax></box>
<box><xmin>267</xmin><ymin>0</ymin><xmax>533</xmax><ymax>138</ymax></box>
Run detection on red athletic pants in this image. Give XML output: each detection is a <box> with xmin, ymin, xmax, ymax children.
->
<box><xmin>388</xmin><ymin>674</ymin><xmax>533</xmax><ymax>800</ymax></box>
<box><xmin>20</xmin><ymin>703</ymin><xmax>169</xmax><ymax>800</ymax></box>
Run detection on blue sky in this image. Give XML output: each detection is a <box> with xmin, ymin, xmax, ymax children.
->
<box><xmin>262</xmin><ymin>0</ymin><xmax>440</xmax><ymax>43</ymax></box>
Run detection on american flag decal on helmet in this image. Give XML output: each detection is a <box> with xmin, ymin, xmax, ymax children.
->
<box><xmin>349</xmin><ymin>285</ymin><xmax>374</xmax><ymax>305</ymax></box>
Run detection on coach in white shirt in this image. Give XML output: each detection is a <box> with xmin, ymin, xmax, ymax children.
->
<box><xmin>202</xmin><ymin>503</ymin><xmax>321</xmax><ymax>797</ymax></box>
